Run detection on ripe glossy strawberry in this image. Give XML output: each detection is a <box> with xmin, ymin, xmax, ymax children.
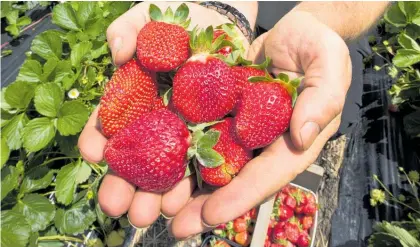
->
<box><xmin>284</xmin><ymin>195</ymin><xmax>297</xmax><ymax>209</ymax></box>
<box><xmin>278</xmin><ymin>205</ymin><xmax>294</xmax><ymax>221</ymax></box>
<box><xmin>104</xmin><ymin>109</ymin><xmax>190</xmax><ymax>192</ymax></box>
<box><xmin>151</xmin><ymin>96</ymin><xmax>166</xmax><ymax>110</ymax></box>
<box><xmin>235</xmin><ymin>231</ymin><xmax>251</xmax><ymax>246</ymax></box>
<box><xmin>233</xmin><ymin>218</ymin><xmax>248</xmax><ymax>233</ymax></box>
<box><xmin>199</xmin><ymin>118</ymin><xmax>252</xmax><ymax>186</ymax></box>
<box><xmin>271</xmin><ymin>224</ymin><xmax>289</xmax><ymax>246</ymax></box>
<box><xmin>136</xmin><ymin>4</ymin><xmax>190</xmax><ymax>72</ymax></box>
<box><xmin>284</xmin><ymin>222</ymin><xmax>300</xmax><ymax>244</ymax></box>
<box><xmin>300</xmin><ymin>215</ymin><xmax>313</xmax><ymax>230</ymax></box>
<box><xmin>296</xmin><ymin>231</ymin><xmax>310</xmax><ymax>247</ymax></box>
<box><xmin>234</xmin><ymin>73</ymin><xmax>300</xmax><ymax>149</ymax></box>
<box><xmin>173</xmin><ymin>27</ymin><xmax>236</xmax><ymax>123</ymax></box>
<box><xmin>303</xmin><ymin>202</ymin><xmax>317</xmax><ymax>216</ymax></box>
<box><xmin>99</xmin><ymin>59</ymin><xmax>157</xmax><ymax>137</ymax></box>
<box><xmin>231</xmin><ymin>66</ymin><xmax>266</xmax><ymax>102</ymax></box>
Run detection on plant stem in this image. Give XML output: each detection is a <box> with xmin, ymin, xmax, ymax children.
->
<box><xmin>38</xmin><ymin>235</ymin><xmax>83</xmax><ymax>243</ymax></box>
<box><xmin>42</xmin><ymin>191</ymin><xmax>55</xmax><ymax>196</ymax></box>
<box><xmin>389</xmin><ymin>197</ymin><xmax>420</xmax><ymax>215</ymax></box>
<box><xmin>27</xmin><ymin>156</ymin><xmax>78</xmax><ymax>173</ymax></box>
<box><xmin>402</xmin><ymin>170</ymin><xmax>420</xmax><ymax>209</ymax></box>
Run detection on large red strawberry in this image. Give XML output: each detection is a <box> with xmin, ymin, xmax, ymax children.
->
<box><xmin>99</xmin><ymin>59</ymin><xmax>157</xmax><ymax>137</ymax></box>
<box><xmin>136</xmin><ymin>4</ymin><xmax>190</xmax><ymax>72</ymax></box>
<box><xmin>278</xmin><ymin>205</ymin><xmax>294</xmax><ymax>221</ymax></box>
<box><xmin>104</xmin><ymin>109</ymin><xmax>190</xmax><ymax>192</ymax></box>
<box><xmin>231</xmin><ymin>66</ymin><xmax>266</xmax><ymax>104</ymax></box>
<box><xmin>172</xmin><ymin>27</ymin><xmax>237</xmax><ymax>123</ymax></box>
<box><xmin>234</xmin><ymin>73</ymin><xmax>301</xmax><ymax>149</ymax></box>
<box><xmin>198</xmin><ymin>118</ymin><xmax>252</xmax><ymax>186</ymax></box>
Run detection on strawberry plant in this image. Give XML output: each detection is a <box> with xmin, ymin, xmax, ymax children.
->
<box><xmin>1</xmin><ymin>2</ymin><xmax>132</xmax><ymax>247</ymax></box>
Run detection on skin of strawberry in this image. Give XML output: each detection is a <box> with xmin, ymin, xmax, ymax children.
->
<box><xmin>296</xmin><ymin>231</ymin><xmax>310</xmax><ymax>247</ymax></box>
<box><xmin>199</xmin><ymin>118</ymin><xmax>253</xmax><ymax>186</ymax></box>
<box><xmin>300</xmin><ymin>215</ymin><xmax>313</xmax><ymax>230</ymax></box>
<box><xmin>278</xmin><ymin>205</ymin><xmax>294</xmax><ymax>221</ymax></box>
<box><xmin>233</xmin><ymin>218</ymin><xmax>248</xmax><ymax>233</ymax></box>
<box><xmin>284</xmin><ymin>195</ymin><xmax>297</xmax><ymax>209</ymax></box>
<box><xmin>137</xmin><ymin>22</ymin><xmax>190</xmax><ymax>72</ymax></box>
<box><xmin>231</xmin><ymin>66</ymin><xmax>266</xmax><ymax>107</ymax></box>
<box><xmin>172</xmin><ymin>56</ymin><xmax>237</xmax><ymax>123</ymax></box>
<box><xmin>104</xmin><ymin>109</ymin><xmax>190</xmax><ymax>192</ymax></box>
<box><xmin>235</xmin><ymin>231</ymin><xmax>251</xmax><ymax>246</ymax></box>
<box><xmin>234</xmin><ymin>82</ymin><xmax>293</xmax><ymax>150</ymax></box>
<box><xmin>284</xmin><ymin>222</ymin><xmax>300</xmax><ymax>244</ymax></box>
<box><xmin>99</xmin><ymin>59</ymin><xmax>157</xmax><ymax>138</ymax></box>
<box><xmin>271</xmin><ymin>223</ymin><xmax>287</xmax><ymax>244</ymax></box>
<box><xmin>151</xmin><ymin>96</ymin><xmax>166</xmax><ymax>110</ymax></box>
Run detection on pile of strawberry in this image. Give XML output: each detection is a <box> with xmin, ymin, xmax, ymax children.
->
<box><xmin>99</xmin><ymin>4</ymin><xmax>300</xmax><ymax>193</ymax></box>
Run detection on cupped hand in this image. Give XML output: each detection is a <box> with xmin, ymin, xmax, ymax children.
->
<box><xmin>78</xmin><ymin>2</ymin><xmax>249</xmax><ymax>228</ymax></box>
<box><xmin>168</xmin><ymin>11</ymin><xmax>352</xmax><ymax>239</ymax></box>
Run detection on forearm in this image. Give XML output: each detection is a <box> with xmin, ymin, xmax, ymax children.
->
<box><xmin>292</xmin><ymin>2</ymin><xmax>390</xmax><ymax>40</ymax></box>
<box><xmin>222</xmin><ymin>1</ymin><xmax>259</xmax><ymax>29</ymax></box>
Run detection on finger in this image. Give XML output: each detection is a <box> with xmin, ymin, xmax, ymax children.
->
<box><xmin>161</xmin><ymin>176</ymin><xmax>196</xmax><ymax>218</ymax></box>
<box><xmin>169</xmin><ymin>190</ymin><xmax>212</xmax><ymax>240</ymax></box>
<box><xmin>78</xmin><ymin>107</ymin><xmax>107</xmax><ymax>163</ymax></box>
<box><xmin>128</xmin><ymin>189</ymin><xmax>162</xmax><ymax>228</ymax></box>
<box><xmin>246</xmin><ymin>33</ymin><xmax>267</xmax><ymax>63</ymax></box>
<box><xmin>201</xmin><ymin>115</ymin><xmax>341</xmax><ymax>226</ymax></box>
<box><xmin>98</xmin><ymin>173</ymin><xmax>136</xmax><ymax>217</ymax></box>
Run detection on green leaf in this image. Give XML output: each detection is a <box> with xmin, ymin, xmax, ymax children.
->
<box><xmin>2</xmin><ymin>113</ymin><xmax>29</xmax><ymax>150</ymax></box>
<box><xmin>65</xmin><ymin>31</ymin><xmax>78</xmax><ymax>48</ymax></box>
<box><xmin>398</xmin><ymin>33</ymin><xmax>420</xmax><ymax>51</ymax></box>
<box><xmin>22</xmin><ymin>117</ymin><xmax>56</xmax><ymax>152</ymax></box>
<box><xmin>393</xmin><ymin>49</ymin><xmax>420</xmax><ymax>67</ymax></box>
<box><xmin>90</xmin><ymin>42</ymin><xmax>109</xmax><ymax>59</ymax></box>
<box><xmin>174</xmin><ymin>3</ymin><xmax>189</xmax><ymax>23</ymax></box>
<box><xmin>28</xmin><ymin>232</ymin><xmax>39</xmax><ymax>247</ymax></box>
<box><xmin>277</xmin><ymin>73</ymin><xmax>290</xmax><ymax>82</ymax></box>
<box><xmin>149</xmin><ymin>4</ymin><xmax>163</xmax><ymax>21</ymax></box>
<box><xmin>42</xmin><ymin>58</ymin><xmax>59</xmax><ymax>82</ymax></box>
<box><xmin>14</xmin><ymin>194</ymin><xmax>56</xmax><ymax>232</ymax></box>
<box><xmin>70</xmin><ymin>41</ymin><xmax>92</xmax><ymax>67</ymax></box>
<box><xmin>196</xmin><ymin>148</ymin><xmax>225</xmax><ymax>168</ymax></box>
<box><xmin>198</xmin><ymin>129</ymin><xmax>220</xmax><ymax>149</ymax></box>
<box><xmin>5</xmin><ymin>10</ymin><xmax>18</xmax><ymax>24</ymax></box>
<box><xmin>16</xmin><ymin>16</ymin><xmax>31</xmax><ymax>27</ymax></box>
<box><xmin>1</xmin><ymin>166</ymin><xmax>20</xmax><ymax>201</ymax></box>
<box><xmin>55</xmin><ymin>161</ymin><xmax>91</xmax><ymax>205</ymax></box>
<box><xmin>1</xmin><ymin>49</ymin><xmax>12</xmax><ymax>57</ymax></box>
<box><xmin>399</xmin><ymin>2</ymin><xmax>420</xmax><ymax>25</ymax></box>
<box><xmin>106</xmin><ymin>231</ymin><xmax>124</xmax><ymax>247</ymax></box>
<box><xmin>372</xmin><ymin>221</ymin><xmax>420</xmax><ymax>247</ymax></box>
<box><xmin>76</xmin><ymin>2</ymin><xmax>95</xmax><ymax>28</ymax></box>
<box><xmin>20</xmin><ymin>168</ymin><xmax>56</xmax><ymax>194</ymax></box>
<box><xmin>291</xmin><ymin>77</ymin><xmax>304</xmax><ymax>88</ymax></box>
<box><xmin>4</xmin><ymin>81</ymin><xmax>35</xmax><ymax>109</ymax></box>
<box><xmin>55</xmin><ymin>197</ymin><xmax>96</xmax><ymax>235</ymax></box>
<box><xmin>38</xmin><ymin>227</ymin><xmax>64</xmax><ymax>247</ymax></box>
<box><xmin>34</xmin><ymin>83</ymin><xmax>64</xmax><ymax>117</ymax></box>
<box><xmin>0</xmin><ymin>210</ymin><xmax>31</xmax><ymax>247</ymax></box>
<box><xmin>31</xmin><ymin>30</ymin><xmax>63</xmax><ymax>60</ymax></box>
<box><xmin>5</xmin><ymin>24</ymin><xmax>19</xmax><ymax>37</ymax></box>
<box><xmin>52</xmin><ymin>3</ymin><xmax>80</xmax><ymax>31</ymax></box>
<box><xmin>57</xmin><ymin>101</ymin><xmax>89</xmax><ymax>136</ymax></box>
<box><xmin>17</xmin><ymin>59</ymin><xmax>42</xmax><ymax>83</ymax></box>
<box><xmin>385</xmin><ymin>3</ymin><xmax>408</xmax><ymax>27</ymax></box>
<box><xmin>1</xmin><ymin>137</ymin><xmax>10</xmax><ymax>168</ymax></box>
<box><xmin>163</xmin><ymin>88</ymin><xmax>173</xmax><ymax>106</ymax></box>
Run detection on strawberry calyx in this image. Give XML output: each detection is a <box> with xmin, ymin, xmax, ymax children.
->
<box><xmin>214</xmin><ymin>23</ymin><xmax>247</xmax><ymax>54</ymax></box>
<box><xmin>248</xmin><ymin>72</ymin><xmax>303</xmax><ymax>106</ymax></box>
<box><xmin>149</xmin><ymin>3</ymin><xmax>191</xmax><ymax>29</ymax></box>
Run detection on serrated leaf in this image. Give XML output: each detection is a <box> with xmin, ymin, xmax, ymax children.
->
<box><xmin>1</xmin><ymin>137</ymin><xmax>10</xmax><ymax>168</ymax></box>
<box><xmin>70</xmin><ymin>41</ymin><xmax>92</xmax><ymax>68</ymax></box>
<box><xmin>149</xmin><ymin>4</ymin><xmax>163</xmax><ymax>21</ymax></box>
<box><xmin>76</xmin><ymin>2</ymin><xmax>95</xmax><ymax>28</ymax></box>
<box><xmin>398</xmin><ymin>33</ymin><xmax>420</xmax><ymax>51</ymax></box>
<box><xmin>372</xmin><ymin>221</ymin><xmax>420</xmax><ymax>247</ymax></box>
<box><xmin>76</xmin><ymin>161</ymin><xmax>92</xmax><ymax>184</ymax></box>
<box><xmin>90</xmin><ymin>42</ymin><xmax>109</xmax><ymax>59</ymax></box>
<box><xmin>5</xmin><ymin>10</ymin><xmax>18</xmax><ymax>25</ymax></box>
<box><xmin>52</xmin><ymin>3</ymin><xmax>80</xmax><ymax>31</ymax></box>
<box><xmin>22</xmin><ymin>117</ymin><xmax>56</xmax><ymax>152</ymax></box>
<box><xmin>55</xmin><ymin>197</ymin><xmax>96</xmax><ymax>234</ymax></box>
<box><xmin>17</xmin><ymin>59</ymin><xmax>42</xmax><ymax>83</ymax></box>
<box><xmin>57</xmin><ymin>101</ymin><xmax>89</xmax><ymax>136</ymax></box>
<box><xmin>31</xmin><ymin>30</ymin><xmax>63</xmax><ymax>60</ymax></box>
<box><xmin>34</xmin><ymin>83</ymin><xmax>64</xmax><ymax>117</ymax></box>
<box><xmin>56</xmin><ymin>134</ymin><xmax>79</xmax><ymax>156</ymax></box>
<box><xmin>393</xmin><ymin>49</ymin><xmax>420</xmax><ymax>67</ymax></box>
<box><xmin>0</xmin><ymin>210</ymin><xmax>31</xmax><ymax>247</ymax></box>
<box><xmin>42</xmin><ymin>58</ymin><xmax>59</xmax><ymax>82</ymax></box>
<box><xmin>20</xmin><ymin>168</ymin><xmax>56</xmax><ymax>194</ymax></box>
<box><xmin>2</xmin><ymin>113</ymin><xmax>29</xmax><ymax>150</ymax></box>
<box><xmin>399</xmin><ymin>2</ymin><xmax>420</xmax><ymax>25</ymax></box>
<box><xmin>196</xmin><ymin>148</ymin><xmax>225</xmax><ymax>168</ymax></box>
<box><xmin>385</xmin><ymin>4</ymin><xmax>408</xmax><ymax>27</ymax></box>
<box><xmin>4</xmin><ymin>81</ymin><xmax>35</xmax><ymax>109</ymax></box>
<box><xmin>14</xmin><ymin>194</ymin><xmax>56</xmax><ymax>232</ymax></box>
<box><xmin>55</xmin><ymin>161</ymin><xmax>91</xmax><ymax>205</ymax></box>
<box><xmin>1</xmin><ymin>166</ymin><xmax>21</xmax><ymax>201</ymax></box>
<box><xmin>198</xmin><ymin>129</ymin><xmax>220</xmax><ymax>149</ymax></box>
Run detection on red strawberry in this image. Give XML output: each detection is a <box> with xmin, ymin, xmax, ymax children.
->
<box><xmin>233</xmin><ymin>218</ymin><xmax>248</xmax><ymax>233</ymax></box>
<box><xmin>264</xmin><ymin>239</ymin><xmax>271</xmax><ymax>247</ymax></box>
<box><xmin>276</xmin><ymin>192</ymin><xmax>288</xmax><ymax>202</ymax></box>
<box><xmin>284</xmin><ymin>195</ymin><xmax>297</xmax><ymax>209</ymax></box>
<box><xmin>306</xmin><ymin>193</ymin><xmax>316</xmax><ymax>205</ymax></box>
<box><xmin>284</xmin><ymin>222</ymin><xmax>300</xmax><ymax>244</ymax></box>
<box><xmin>199</xmin><ymin>118</ymin><xmax>252</xmax><ymax>186</ymax></box>
<box><xmin>213</xmin><ymin>29</ymin><xmax>232</xmax><ymax>56</ymax></box>
<box><xmin>136</xmin><ymin>4</ymin><xmax>190</xmax><ymax>72</ymax></box>
<box><xmin>172</xmin><ymin>27</ymin><xmax>237</xmax><ymax>123</ymax></box>
<box><xmin>217</xmin><ymin>46</ymin><xmax>233</xmax><ymax>56</ymax></box>
<box><xmin>99</xmin><ymin>59</ymin><xmax>157</xmax><ymax>138</ymax></box>
<box><xmin>278</xmin><ymin>205</ymin><xmax>294</xmax><ymax>221</ymax></box>
<box><xmin>231</xmin><ymin>65</ymin><xmax>266</xmax><ymax>102</ymax></box>
<box><xmin>293</xmin><ymin>189</ymin><xmax>308</xmax><ymax>206</ymax></box>
<box><xmin>296</xmin><ymin>231</ymin><xmax>310</xmax><ymax>247</ymax></box>
<box><xmin>234</xmin><ymin>74</ymin><xmax>300</xmax><ymax>149</ymax></box>
<box><xmin>249</xmin><ymin>208</ymin><xmax>258</xmax><ymax>220</ymax></box>
<box><xmin>271</xmin><ymin>223</ymin><xmax>286</xmax><ymax>243</ymax></box>
<box><xmin>104</xmin><ymin>109</ymin><xmax>190</xmax><ymax>192</ymax></box>
<box><xmin>300</xmin><ymin>215</ymin><xmax>313</xmax><ymax>230</ymax></box>
<box><xmin>303</xmin><ymin>203</ymin><xmax>317</xmax><ymax>216</ymax></box>
<box><xmin>235</xmin><ymin>231</ymin><xmax>251</xmax><ymax>246</ymax></box>
<box><xmin>151</xmin><ymin>96</ymin><xmax>166</xmax><ymax>110</ymax></box>
<box><xmin>295</xmin><ymin>205</ymin><xmax>304</xmax><ymax>214</ymax></box>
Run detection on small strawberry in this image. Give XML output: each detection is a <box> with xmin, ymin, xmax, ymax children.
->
<box><xmin>199</xmin><ymin>118</ymin><xmax>252</xmax><ymax>186</ymax></box>
<box><xmin>303</xmin><ymin>202</ymin><xmax>317</xmax><ymax>216</ymax></box>
<box><xmin>295</xmin><ymin>205</ymin><xmax>304</xmax><ymax>214</ymax></box>
<box><xmin>249</xmin><ymin>208</ymin><xmax>258</xmax><ymax>221</ymax></box>
<box><xmin>233</xmin><ymin>218</ymin><xmax>248</xmax><ymax>233</ymax></box>
<box><xmin>234</xmin><ymin>73</ymin><xmax>301</xmax><ymax>149</ymax></box>
<box><xmin>173</xmin><ymin>27</ymin><xmax>237</xmax><ymax>123</ymax></box>
<box><xmin>137</xmin><ymin>4</ymin><xmax>191</xmax><ymax>72</ymax></box>
<box><xmin>235</xmin><ymin>231</ymin><xmax>251</xmax><ymax>246</ymax></box>
<box><xmin>104</xmin><ymin>109</ymin><xmax>190</xmax><ymax>192</ymax></box>
<box><xmin>300</xmin><ymin>215</ymin><xmax>313</xmax><ymax>230</ymax></box>
<box><xmin>99</xmin><ymin>59</ymin><xmax>157</xmax><ymax>138</ymax></box>
<box><xmin>278</xmin><ymin>205</ymin><xmax>294</xmax><ymax>221</ymax></box>
<box><xmin>284</xmin><ymin>195</ymin><xmax>297</xmax><ymax>210</ymax></box>
<box><xmin>271</xmin><ymin>223</ymin><xmax>286</xmax><ymax>244</ymax></box>
<box><xmin>216</xmin><ymin>223</ymin><xmax>227</xmax><ymax>230</ymax></box>
<box><xmin>296</xmin><ymin>231</ymin><xmax>310</xmax><ymax>247</ymax></box>
<box><xmin>284</xmin><ymin>221</ymin><xmax>300</xmax><ymax>244</ymax></box>
<box><xmin>213</xmin><ymin>240</ymin><xmax>231</xmax><ymax>247</ymax></box>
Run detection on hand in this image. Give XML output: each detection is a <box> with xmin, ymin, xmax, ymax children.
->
<box><xmin>78</xmin><ymin>2</ymin><xmax>254</xmax><ymax>228</ymax></box>
<box><xmin>168</xmin><ymin>11</ymin><xmax>351</xmax><ymax>238</ymax></box>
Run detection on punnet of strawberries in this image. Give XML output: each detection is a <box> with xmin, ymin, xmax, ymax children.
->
<box><xmin>100</xmin><ymin>3</ymin><xmax>302</xmax><ymax>193</ymax></box>
<box><xmin>208</xmin><ymin>185</ymin><xmax>318</xmax><ymax>247</ymax></box>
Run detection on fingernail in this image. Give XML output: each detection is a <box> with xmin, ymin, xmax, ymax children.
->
<box><xmin>202</xmin><ymin>221</ymin><xmax>219</xmax><ymax>228</ymax></box>
<box><xmin>111</xmin><ymin>37</ymin><xmax>123</xmax><ymax>65</ymax></box>
<box><xmin>109</xmin><ymin>214</ymin><xmax>123</xmax><ymax>219</ymax></box>
<box><xmin>299</xmin><ymin>121</ymin><xmax>320</xmax><ymax>150</ymax></box>
<box><xmin>160</xmin><ymin>212</ymin><xmax>174</xmax><ymax>220</ymax></box>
